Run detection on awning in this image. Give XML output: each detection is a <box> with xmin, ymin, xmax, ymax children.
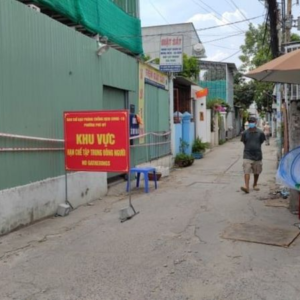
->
<box><xmin>174</xmin><ymin>76</ymin><xmax>199</xmax><ymax>87</ymax></box>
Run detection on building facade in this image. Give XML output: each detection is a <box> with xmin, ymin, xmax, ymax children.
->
<box><xmin>0</xmin><ymin>0</ymin><xmax>171</xmax><ymax>234</ymax></box>
<box><xmin>142</xmin><ymin>23</ymin><xmax>205</xmax><ymax>59</ymax></box>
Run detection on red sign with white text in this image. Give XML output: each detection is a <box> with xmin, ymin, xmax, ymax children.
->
<box><xmin>64</xmin><ymin>111</ymin><xmax>129</xmax><ymax>172</ymax></box>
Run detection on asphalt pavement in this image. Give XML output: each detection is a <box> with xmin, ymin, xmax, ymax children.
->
<box><xmin>1</xmin><ymin>137</ymin><xmax>300</xmax><ymax>300</ymax></box>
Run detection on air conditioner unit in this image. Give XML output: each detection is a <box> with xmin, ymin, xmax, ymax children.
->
<box><xmin>27</xmin><ymin>4</ymin><xmax>41</xmax><ymax>12</ymax></box>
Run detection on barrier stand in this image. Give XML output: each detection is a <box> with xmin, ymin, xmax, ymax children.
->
<box><xmin>119</xmin><ymin>170</ymin><xmax>139</xmax><ymax>223</ymax></box>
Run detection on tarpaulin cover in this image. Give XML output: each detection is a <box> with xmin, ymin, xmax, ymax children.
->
<box><xmin>277</xmin><ymin>146</ymin><xmax>300</xmax><ymax>190</ymax></box>
<box><xmin>33</xmin><ymin>0</ymin><xmax>143</xmax><ymax>55</ymax></box>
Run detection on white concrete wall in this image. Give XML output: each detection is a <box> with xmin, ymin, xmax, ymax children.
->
<box><xmin>220</xmin><ymin>112</ymin><xmax>227</xmax><ymax>141</ymax></box>
<box><xmin>192</xmin><ymin>86</ymin><xmax>209</xmax><ymax>143</ymax></box>
<box><xmin>225</xmin><ymin>64</ymin><xmax>235</xmax><ymax>138</ymax></box>
<box><xmin>0</xmin><ymin>172</ymin><xmax>107</xmax><ymax>235</ymax></box>
<box><xmin>206</xmin><ymin>109</ymin><xmax>212</xmax><ymax>144</ymax></box>
<box><xmin>227</xmin><ymin>112</ymin><xmax>234</xmax><ymax>139</ymax></box>
<box><xmin>136</xmin><ymin>155</ymin><xmax>173</xmax><ymax>177</ymax></box>
<box><xmin>169</xmin><ymin>75</ymin><xmax>176</xmax><ymax>156</ymax></box>
<box><xmin>211</xmin><ymin>114</ymin><xmax>219</xmax><ymax>147</ymax></box>
<box><xmin>194</xmin><ymin>97</ymin><xmax>208</xmax><ymax>143</ymax></box>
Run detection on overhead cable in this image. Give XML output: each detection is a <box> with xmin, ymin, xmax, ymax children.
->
<box><xmin>117</xmin><ymin>15</ymin><xmax>265</xmax><ymax>40</ymax></box>
<box><xmin>191</xmin><ymin>0</ymin><xmax>245</xmax><ymax>33</ymax></box>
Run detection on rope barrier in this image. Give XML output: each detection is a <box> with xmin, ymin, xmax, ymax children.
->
<box><xmin>0</xmin><ymin>131</ymin><xmax>171</xmax><ymax>153</ymax></box>
<box><xmin>0</xmin><ymin>148</ymin><xmax>64</xmax><ymax>152</ymax></box>
<box><xmin>0</xmin><ymin>132</ymin><xmax>64</xmax><ymax>143</ymax></box>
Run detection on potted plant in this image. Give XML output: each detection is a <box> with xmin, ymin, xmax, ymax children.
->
<box><xmin>148</xmin><ymin>172</ymin><xmax>162</xmax><ymax>181</ymax></box>
<box><xmin>191</xmin><ymin>137</ymin><xmax>209</xmax><ymax>159</ymax></box>
<box><xmin>174</xmin><ymin>139</ymin><xmax>194</xmax><ymax>168</ymax></box>
<box><xmin>175</xmin><ymin>153</ymin><xmax>194</xmax><ymax>167</ymax></box>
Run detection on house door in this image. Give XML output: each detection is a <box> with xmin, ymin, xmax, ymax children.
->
<box><xmin>103</xmin><ymin>86</ymin><xmax>128</xmax><ymax>181</ymax></box>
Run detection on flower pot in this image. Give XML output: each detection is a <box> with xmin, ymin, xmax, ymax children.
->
<box><xmin>176</xmin><ymin>160</ymin><xmax>188</xmax><ymax>168</ymax></box>
<box><xmin>148</xmin><ymin>172</ymin><xmax>162</xmax><ymax>181</ymax></box>
<box><xmin>176</xmin><ymin>158</ymin><xmax>194</xmax><ymax>168</ymax></box>
<box><xmin>192</xmin><ymin>152</ymin><xmax>203</xmax><ymax>159</ymax></box>
<box><xmin>188</xmin><ymin>158</ymin><xmax>194</xmax><ymax>166</ymax></box>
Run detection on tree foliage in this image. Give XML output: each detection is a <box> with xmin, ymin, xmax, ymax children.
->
<box><xmin>252</xmin><ymin>81</ymin><xmax>274</xmax><ymax>112</ymax></box>
<box><xmin>234</xmin><ymin>72</ymin><xmax>255</xmax><ymax>109</ymax></box>
<box><xmin>142</xmin><ymin>53</ymin><xmax>199</xmax><ymax>81</ymax></box>
<box><xmin>236</xmin><ymin>23</ymin><xmax>274</xmax><ymax>111</ymax></box>
<box><xmin>239</xmin><ymin>23</ymin><xmax>272</xmax><ymax>71</ymax></box>
<box><xmin>178</xmin><ymin>53</ymin><xmax>200</xmax><ymax>81</ymax></box>
<box><xmin>291</xmin><ymin>33</ymin><xmax>300</xmax><ymax>42</ymax></box>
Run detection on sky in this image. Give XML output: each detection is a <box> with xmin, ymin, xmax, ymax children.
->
<box><xmin>140</xmin><ymin>0</ymin><xmax>300</xmax><ymax>68</ymax></box>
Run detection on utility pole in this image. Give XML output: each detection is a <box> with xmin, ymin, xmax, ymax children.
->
<box><xmin>266</xmin><ymin>0</ymin><xmax>282</xmax><ymax>161</ymax></box>
<box><xmin>265</xmin><ymin>1</ymin><xmax>300</xmax><ymax>212</ymax></box>
<box><xmin>286</xmin><ymin>0</ymin><xmax>292</xmax><ymax>43</ymax></box>
<box><xmin>283</xmin><ymin>0</ymin><xmax>300</xmax><ymax>213</ymax></box>
<box><xmin>281</xmin><ymin>0</ymin><xmax>286</xmax><ymax>45</ymax></box>
<box><xmin>266</xmin><ymin>0</ymin><xmax>280</xmax><ymax>58</ymax></box>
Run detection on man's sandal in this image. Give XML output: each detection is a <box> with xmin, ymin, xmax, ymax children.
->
<box><xmin>241</xmin><ymin>187</ymin><xmax>249</xmax><ymax>194</ymax></box>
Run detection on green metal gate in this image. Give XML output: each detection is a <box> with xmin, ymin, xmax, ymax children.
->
<box><xmin>103</xmin><ymin>85</ymin><xmax>127</xmax><ymax>180</ymax></box>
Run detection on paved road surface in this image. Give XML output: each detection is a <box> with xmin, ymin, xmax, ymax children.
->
<box><xmin>1</xmin><ymin>138</ymin><xmax>300</xmax><ymax>300</ymax></box>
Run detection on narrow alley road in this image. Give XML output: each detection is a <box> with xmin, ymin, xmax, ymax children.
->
<box><xmin>1</xmin><ymin>138</ymin><xmax>300</xmax><ymax>300</ymax></box>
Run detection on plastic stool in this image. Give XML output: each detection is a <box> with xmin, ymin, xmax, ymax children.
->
<box><xmin>126</xmin><ymin>167</ymin><xmax>158</xmax><ymax>193</ymax></box>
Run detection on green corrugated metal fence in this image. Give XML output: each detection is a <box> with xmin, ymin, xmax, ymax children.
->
<box><xmin>0</xmin><ymin>0</ymin><xmax>169</xmax><ymax>191</ymax></box>
<box><xmin>132</xmin><ymin>84</ymin><xmax>170</xmax><ymax>165</ymax></box>
<box><xmin>0</xmin><ymin>0</ymin><xmax>138</xmax><ymax>190</ymax></box>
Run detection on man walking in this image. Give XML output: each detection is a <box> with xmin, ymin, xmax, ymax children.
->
<box><xmin>263</xmin><ymin>121</ymin><xmax>271</xmax><ymax>145</ymax></box>
<box><xmin>241</xmin><ymin>116</ymin><xmax>266</xmax><ymax>193</ymax></box>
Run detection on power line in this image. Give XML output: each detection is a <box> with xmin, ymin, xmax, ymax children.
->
<box><xmin>227</xmin><ymin>0</ymin><xmax>251</xmax><ymax>25</ymax></box>
<box><xmin>190</xmin><ymin>0</ymin><xmax>243</xmax><ymax>33</ymax></box>
<box><xmin>191</xmin><ymin>0</ymin><xmax>246</xmax><ymax>33</ymax></box>
<box><xmin>190</xmin><ymin>31</ymin><xmax>243</xmax><ymax>36</ymax></box>
<box><xmin>210</xmin><ymin>43</ymin><xmax>240</xmax><ymax>50</ymax></box>
<box><xmin>220</xmin><ymin>49</ymin><xmax>242</xmax><ymax>61</ymax></box>
<box><xmin>225</xmin><ymin>0</ymin><xmax>237</xmax><ymax>11</ymax></box>
<box><xmin>142</xmin><ymin>30</ymin><xmax>244</xmax><ymax>52</ymax></box>
<box><xmin>142</xmin><ymin>30</ymin><xmax>245</xmax><ymax>42</ymax></box>
<box><xmin>135</xmin><ymin>15</ymin><xmax>264</xmax><ymax>40</ymax></box>
<box><xmin>143</xmin><ymin>32</ymin><xmax>244</xmax><ymax>57</ymax></box>
<box><xmin>148</xmin><ymin>0</ymin><xmax>169</xmax><ymax>25</ymax></box>
<box><xmin>202</xmin><ymin>32</ymin><xmax>244</xmax><ymax>44</ymax></box>
<box><xmin>194</xmin><ymin>16</ymin><xmax>263</xmax><ymax>33</ymax></box>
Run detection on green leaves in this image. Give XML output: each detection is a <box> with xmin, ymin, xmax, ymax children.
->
<box><xmin>234</xmin><ymin>74</ymin><xmax>255</xmax><ymax>109</ymax></box>
<box><xmin>235</xmin><ymin>22</ymin><xmax>274</xmax><ymax>111</ymax></box>
<box><xmin>143</xmin><ymin>53</ymin><xmax>199</xmax><ymax>82</ymax></box>
<box><xmin>178</xmin><ymin>54</ymin><xmax>200</xmax><ymax>81</ymax></box>
<box><xmin>291</xmin><ymin>33</ymin><xmax>300</xmax><ymax>42</ymax></box>
<box><xmin>239</xmin><ymin>23</ymin><xmax>272</xmax><ymax>71</ymax></box>
<box><xmin>192</xmin><ymin>137</ymin><xmax>209</xmax><ymax>153</ymax></box>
